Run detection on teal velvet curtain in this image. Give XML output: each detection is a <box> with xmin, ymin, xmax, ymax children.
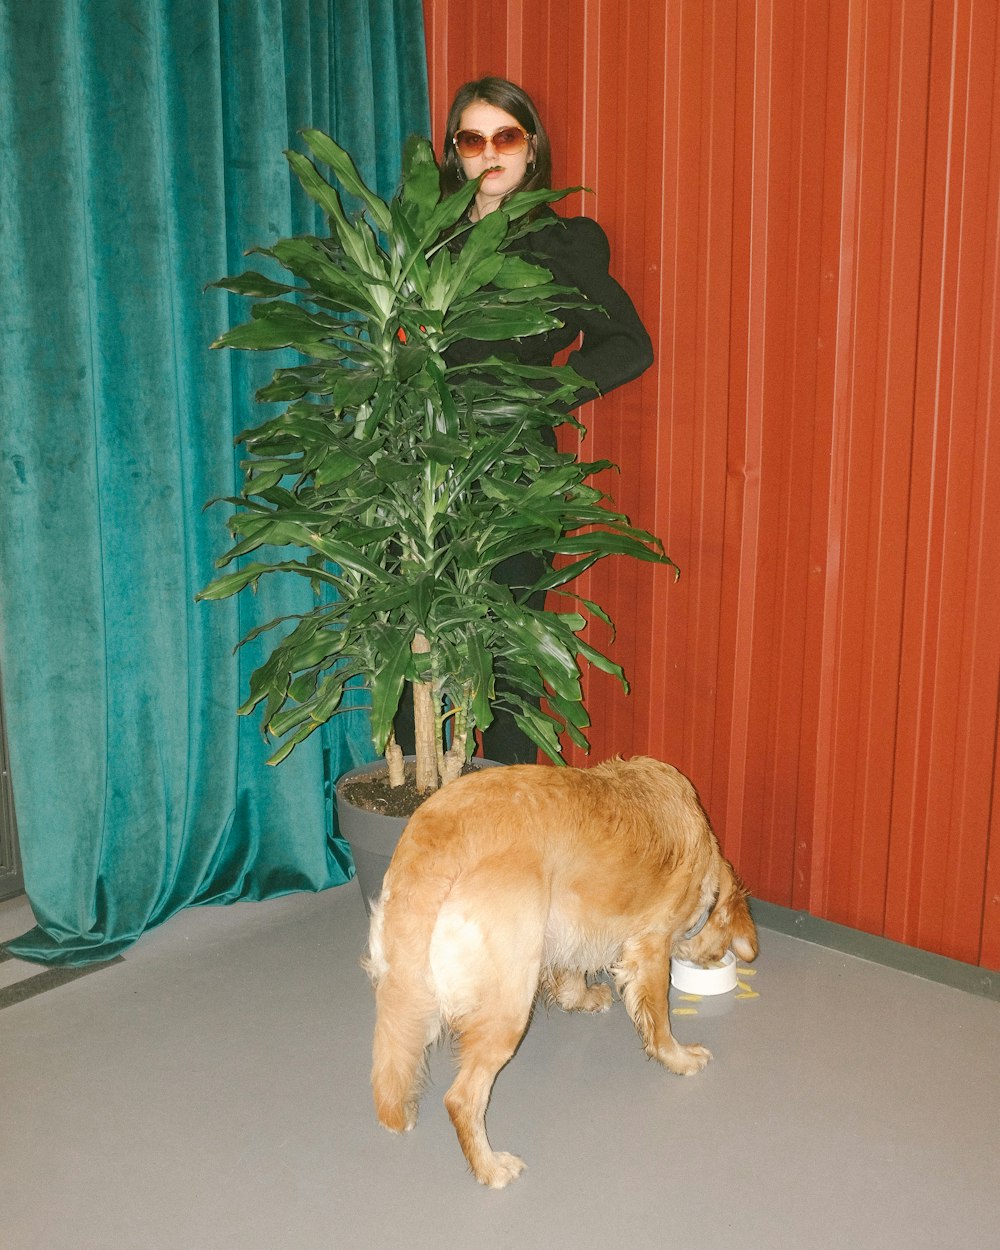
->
<box><xmin>0</xmin><ymin>0</ymin><xmax>430</xmax><ymax>964</ymax></box>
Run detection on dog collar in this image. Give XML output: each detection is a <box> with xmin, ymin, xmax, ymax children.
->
<box><xmin>682</xmin><ymin>907</ymin><xmax>711</xmax><ymax>940</ymax></box>
<box><xmin>685</xmin><ymin>880</ymin><xmax>725</xmax><ymax>940</ymax></box>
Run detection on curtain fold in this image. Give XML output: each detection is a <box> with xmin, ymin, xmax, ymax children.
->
<box><xmin>0</xmin><ymin>0</ymin><xmax>429</xmax><ymax>965</ymax></box>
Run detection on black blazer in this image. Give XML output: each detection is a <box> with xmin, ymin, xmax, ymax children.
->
<box><xmin>444</xmin><ymin>213</ymin><xmax>654</xmax><ymax>408</ymax></box>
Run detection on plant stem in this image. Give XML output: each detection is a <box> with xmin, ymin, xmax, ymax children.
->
<box><xmin>451</xmin><ymin>685</ymin><xmax>470</xmax><ymax>763</ymax></box>
<box><xmin>385</xmin><ymin>734</ymin><xmax>404</xmax><ymax>788</ymax></box>
<box><xmin>410</xmin><ymin>633</ymin><xmax>438</xmax><ymax>792</ymax></box>
<box><xmin>440</xmin><ymin>749</ymin><xmax>464</xmax><ymax>785</ymax></box>
<box><xmin>439</xmin><ymin>684</ymin><xmax>470</xmax><ymax>785</ymax></box>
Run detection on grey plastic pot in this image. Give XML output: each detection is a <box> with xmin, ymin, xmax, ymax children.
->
<box><xmin>336</xmin><ymin>756</ymin><xmax>501</xmax><ymax>915</ymax></box>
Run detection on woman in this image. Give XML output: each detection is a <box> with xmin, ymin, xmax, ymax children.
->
<box><xmin>398</xmin><ymin>77</ymin><xmax>654</xmax><ymax>766</ymax></box>
<box><xmin>439</xmin><ymin>76</ymin><xmax>653</xmax><ymax>409</ymax></box>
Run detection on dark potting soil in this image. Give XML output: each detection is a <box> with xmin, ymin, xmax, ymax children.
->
<box><xmin>340</xmin><ymin>761</ymin><xmax>486</xmax><ymax>820</ymax></box>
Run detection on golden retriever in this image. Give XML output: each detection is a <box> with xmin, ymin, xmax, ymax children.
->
<box><xmin>364</xmin><ymin>756</ymin><xmax>758</xmax><ymax>1188</ymax></box>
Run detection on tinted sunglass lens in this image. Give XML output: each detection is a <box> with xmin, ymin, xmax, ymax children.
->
<box><xmin>494</xmin><ymin>128</ymin><xmax>527</xmax><ymax>154</ymax></box>
<box><xmin>454</xmin><ymin>131</ymin><xmax>486</xmax><ymax>157</ymax></box>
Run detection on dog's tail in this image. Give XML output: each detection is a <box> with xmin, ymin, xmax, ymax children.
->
<box><xmin>367</xmin><ymin>867</ymin><xmax>452</xmax><ymax>1134</ymax></box>
<box><xmin>371</xmin><ymin>968</ymin><xmax>439</xmax><ymax>1130</ymax></box>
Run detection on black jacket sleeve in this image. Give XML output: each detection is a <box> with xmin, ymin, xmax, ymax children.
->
<box><xmin>533</xmin><ymin>216</ymin><xmax>654</xmax><ymax>405</ymax></box>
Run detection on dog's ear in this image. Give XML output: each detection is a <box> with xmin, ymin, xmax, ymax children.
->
<box><xmin>719</xmin><ymin>863</ymin><xmax>759</xmax><ymax>963</ymax></box>
<box><xmin>729</xmin><ymin>896</ymin><xmax>759</xmax><ymax>963</ymax></box>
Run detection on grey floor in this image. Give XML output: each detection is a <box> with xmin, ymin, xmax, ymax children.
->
<box><xmin>1</xmin><ymin>884</ymin><xmax>997</xmax><ymax>1250</ymax></box>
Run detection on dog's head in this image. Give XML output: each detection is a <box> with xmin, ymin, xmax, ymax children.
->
<box><xmin>672</xmin><ymin>860</ymin><xmax>758</xmax><ymax>967</ymax></box>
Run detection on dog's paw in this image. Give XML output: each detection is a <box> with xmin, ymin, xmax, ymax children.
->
<box><xmin>660</xmin><ymin>1042</ymin><xmax>713</xmax><ymax>1076</ymax></box>
<box><xmin>477</xmin><ymin>1151</ymin><xmax>527</xmax><ymax>1189</ymax></box>
<box><xmin>545</xmin><ymin>973</ymin><xmax>614</xmax><ymax>1013</ymax></box>
<box><xmin>579</xmin><ymin>983</ymin><xmax>613</xmax><ymax>1013</ymax></box>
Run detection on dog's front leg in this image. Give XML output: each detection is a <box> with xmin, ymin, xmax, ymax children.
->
<box><xmin>612</xmin><ymin>935</ymin><xmax>712</xmax><ymax>1075</ymax></box>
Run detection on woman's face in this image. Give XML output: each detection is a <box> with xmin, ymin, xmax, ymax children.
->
<box><xmin>455</xmin><ymin>100</ymin><xmax>535</xmax><ymax>217</ymax></box>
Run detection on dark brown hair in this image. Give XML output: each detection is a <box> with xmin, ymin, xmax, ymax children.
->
<box><xmin>439</xmin><ymin>76</ymin><xmax>553</xmax><ymax>206</ymax></box>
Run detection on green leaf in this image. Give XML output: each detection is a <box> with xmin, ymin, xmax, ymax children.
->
<box><xmin>545</xmin><ymin>686</ymin><xmax>591</xmax><ymax>732</ymax></box>
<box><xmin>466</xmin><ymin>633</ymin><xmax>495</xmax><ymax>729</ymax></box>
<box><xmin>498</xmin><ymin>695</ymin><xmax>568</xmax><ymax>763</ymax></box>
<box><xmin>443</xmin><ymin>211</ymin><xmax>507</xmax><ymax>304</ymax></box>
<box><xmin>216</xmin><ymin>518</ymin><xmax>311</xmax><ymax>563</ymax></box>
<box><xmin>268</xmin><ymin>698</ymin><xmax>318</xmax><ymax>738</ymax></box>
<box><xmin>283</xmin><ymin>150</ymin><xmax>350</xmax><ymax>232</ymax></box>
<box><xmin>574</xmin><ymin>637</ymin><xmax>628</xmax><ymax>685</ymax></box>
<box><xmin>300</xmin><ymin>129</ymin><xmax>393</xmax><ymax>234</ymax></box>
<box><xmin>275</xmin><ymin>620</ymin><xmax>344</xmax><ymax>671</ymax></box>
<box><xmin>393</xmin><ymin>343</ymin><xmax>431</xmax><ymax>382</ymax></box>
<box><xmin>504</xmin><ymin>616</ymin><xmax>583</xmax><ymax>702</ymax></box>
<box><xmin>312</xmin><ymin>668</ymin><xmax>357</xmax><ymax>720</ymax></box>
<box><xmin>569</xmin><ymin>592</ymin><xmax>615</xmax><ymax>631</ymax></box>
<box><xmin>554</xmin><ymin>532</ymin><xmax>676</xmax><ymax>568</ymax></box>
<box><xmin>422</xmin><ymin>181</ymin><xmax>480</xmax><ymax>248</ymax></box>
<box><xmin>313</xmin><ymin>448</ymin><xmax>361</xmax><ymax>485</ymax></box>
<box><xmin>368</xmin><ymin>627</ymin><xmax>412</xmax><ymax>752</ymax></box>
<box><xmin>284</xmin><ymin>153</ymin><xmax>388</xmax><ymax>287</ymax></box>
<box><xmin>242</xmin><ymin>462</ymin><xmax>296</xmax><ymax>493</ymax></box>
<box><xmin>213</xmin><ymin>300</ymin><xmax>345</xmax><ymax>355</ymax></box>
<box><xmin>242</xmin><ymin>609</ymin><xmax>329</xmax><ymax>651</ymax></box>
<box><xmin>443</xmin><ymin>306</ymin><xmax>563</xmax><ymax>342</ymax></box>
<box><xmin>409</xmin><ymin>572</ymin><xmax>436</xmax><ymax>629</ymax></box>
<box><xmin>208</xmin><ymin>271</ymin><xmax>298</xmax><ymax>298</ymax></box>
<box><xmin>421</xmin><ymin>433</ymin><xmax>472</xmax><ymax>464</ymax></box>
<box><xmin>269</xmin><ymin>665</ymin><xmax>355</xmax><ymax>737</ymax></box>
<box><xmin>331</xmin><ymin>369</ymin><xmax>379</xmax><ymax>411</ymax></box>
<box><xmin>288</xmin><ymin>669</ymin><xmax>322</xmax><ymax>703</ymax></box>
<box><xmin>502</xmin><ymin>184</ymin><xmax>582</xmax><ymax>222</ymax></box>
<box><xmin>373</xmin><ymin>457</ymin><xmax>421</xmax><ymax>483</ymax></box>
<box><xmin>237</xmin><ymin>649</ymin><xmax>288</xmax><ymax>718</ymax></box>
<box><xmin>196</xmin><ymin>564</ymin><xmax>266</xmax><ymax>601</ymax></box>
<box><xmin>537</xmin><ymin>686</ymin><xmax>590</xmax><ymax>750</ymax></box>
<box><xmin>400</xmin><ymin>135</ymin><xmax>441</xmax><ymax>225</ymax></box>
<box><xmin>478</xmin><ymin>476</ymin><xmax>523</xmax><ymax>503</ymax></box>
<box><xmin>265</xmin><ymin>237</ymin><xmax>386</xmax><ymax>310</ymax></box>
<box><xmin>266</xmin><ymin>719</ymin><xmax>322</xmax><ymax>766</ymax></box>
<box><xmin>492</xmin><ymin>256</ymin><xmax>553</xmax><ymax>290</ymax></box>
<box><xmin>522</xmin><ymin>556</ymin><xmax>601</xmax><ymax>595</ymax></box>
<box><xmin>298</xmin><ymin>532</ymin><xmax>388</xmax><ymax>579</ymax></box>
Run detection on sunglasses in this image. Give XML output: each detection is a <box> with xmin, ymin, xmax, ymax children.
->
<box><xmin>452</xmin><ymin>126</ymin><xmax>531</xmax><ymax>159</ymax></box>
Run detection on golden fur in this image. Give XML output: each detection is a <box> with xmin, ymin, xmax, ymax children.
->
<box><xmin>364</xmin><ymin>756</ymin><xmax>758</xmax><ymax>1188</ymax></box>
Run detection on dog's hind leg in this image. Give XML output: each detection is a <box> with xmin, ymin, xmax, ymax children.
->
<box><xmin>445</xmin><ymin>1005</ymin><xmax>534</xmax><ymax>1189</ymax></box>
<box><xmin>436</xmin><ymin>865</ymin><xmax>546</xmax><ymax>1188</ymax></box>
<box><xmin>613</xmin><ymin>934</ymin><xmax>712</xmax><ymax>1075</ymax></box>
<box><xmin>371</xmin><ymin>973</ymin><xmax>438</xmax><ymax>1134</ymax></box>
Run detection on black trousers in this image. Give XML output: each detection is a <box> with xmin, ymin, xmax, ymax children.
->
<box><xmin>392</xmin><ymin>549</ymin><xmax>546</xmax><ymax>766</ymax></box>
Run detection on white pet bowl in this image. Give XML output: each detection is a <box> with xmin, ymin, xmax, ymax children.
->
<box><xmin>670</xmin><ymin>949</ymin><xmax>739</xmax><ymax>995</ymax></box>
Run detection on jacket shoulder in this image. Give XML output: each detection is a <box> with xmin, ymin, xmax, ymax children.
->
<box><xmin>533</xmin><ymin>214</ymin><xmax>611</xmax><ymax>264</ymax></box>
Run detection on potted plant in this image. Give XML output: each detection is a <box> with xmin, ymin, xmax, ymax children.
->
<box><xmin>197</xmin><ymin>131</ymin><xmax>675</xmax><ymax>895</ymax></box>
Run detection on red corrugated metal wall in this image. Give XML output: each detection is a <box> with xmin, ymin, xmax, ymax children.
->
<box><xmin>422</xmin><ymin>0</ymin><xmax>1000</xmax><ymax>971</ymax></box>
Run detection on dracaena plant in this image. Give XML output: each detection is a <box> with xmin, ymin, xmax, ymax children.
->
<box><xmin>198</xmin><ymin>130</ymin><xmax>676</xmax><ymax>795</ymax></box>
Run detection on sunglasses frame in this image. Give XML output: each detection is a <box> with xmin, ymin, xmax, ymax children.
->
<box><xmin>452</xmin><ymin>126</ymin><xmax>531</xmax><ymax>158</ymax></box>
